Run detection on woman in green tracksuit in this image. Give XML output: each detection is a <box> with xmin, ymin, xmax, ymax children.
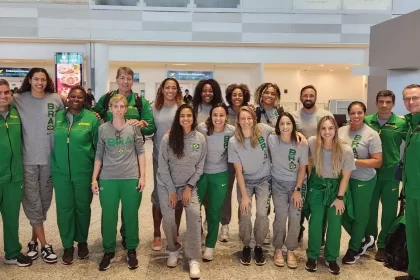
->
<box><xmin>91</xmin><ymin>94</ymin><xmax>146</xmax><ymax>272</ymax></box>
<box><xmin>51</xmin><ymin>86</ymin><xmax>100</xmax><ymax>265</ymax></box>
<box><xmin>197</xmin><ymin>103</ymin><xmax>235</xmax><ymax>261</ymax></box>
<box><xmin>339</xmin><ymin>101</ymin><xmax>382</xmax><ymax>264</ymax></box>
<box><xmin>0</xmin><ymin>79</ymin><xmax>32</xmax><ymax>267</ymax></box>
<box><xmin>305</xmin><ymin>116</ymin><xmax>355</xmax><ymax>275</ymax></box>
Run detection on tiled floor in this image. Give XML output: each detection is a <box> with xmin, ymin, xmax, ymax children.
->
<box><xmin>0</xmin><ymin>141</ymin><xmax>405</xmax><ymax>279</ymax></box>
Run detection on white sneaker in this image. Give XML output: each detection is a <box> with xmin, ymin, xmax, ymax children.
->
<box><xmin>219</xmin><ymin>224</ymin><xmax>229</xmax><ymax>242</ymax></box>
<box><xmin>189</xmin><ymin>259</ymin><xmax>201</xmax><ymax>279</ymax></box>
<box><xmin>167</xmin><ymin>251</ymin><xmax>179</xmax><ymax>268</ymax></box>
<box><xmin>203</xmin><ymin>247</ymin><xmax>214</xmax><ymax>262</ymax></box>
<box><xmin>263</xmin><ymin>231</ymin><xmax>271</xmax><ymax>245</ymax></box>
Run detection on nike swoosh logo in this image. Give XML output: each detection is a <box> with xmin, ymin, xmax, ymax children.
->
<box><xmin>392</xmin><ymin>188</ymin><xmax>397</xmax><ymax>191</ymax></box>
<box><xmin>357</xmin><ymin>184</ymin><xmax>364</xmax><ymax>187</ymax></box>
<box><xmin>221</xmin><ymin>184</ymin><xmax>226</xmax><ymax>187</ymax></box>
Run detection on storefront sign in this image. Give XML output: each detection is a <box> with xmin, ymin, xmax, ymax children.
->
<box><xmin>0</xmin><ymin>67</ymin><xmax>30</xmax><ymax>78</ymax></box>
<box><xmin>167</xmin><ymin>70</ymin><xmax>214</xmax><ymax>81</ymax></box>
<box><xmin>293</xmin><ymin>0</ymin><xmax>341</xmax><ymax>9</ymax></box>
<box><xmin>55</xmin><ymin>52</ymin><xmax>83</xmax><ymax>97</ymax></box>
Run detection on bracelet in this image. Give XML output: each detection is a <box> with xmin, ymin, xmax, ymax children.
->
<box><xmin>91</xmin><ymin>181</ymin><xmax>97</xmax><ymax>185</ymax></box>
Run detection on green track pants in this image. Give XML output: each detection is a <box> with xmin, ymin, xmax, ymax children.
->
<box><xmin>406</xmin><ymin>197</ymin><xmax>420</xmax><ymax>279</ymax></box>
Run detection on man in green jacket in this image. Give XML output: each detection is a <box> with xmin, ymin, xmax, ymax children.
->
<box><xmin>92</xmin><ymin>67</ymin><xmax>155</xmax><ymax>247</ymax></box>
<box><xmin>364</xmin><ymin>90</ymin><xmax>408</xmax><ymax>261</ymax></box>
<box><xmin>0</xmin><ymin>79</ymin><xmax>32</xmax><ymax>267</ymax></box>
<box><xmin>92</xmin><ymin>67</ymin><xmax>155</xmax><ymax>137</ymax></box>
<box><xmin>396</xmin><ymin>84</ymin><xmax>420</xmax><ymax>280</ymax></box>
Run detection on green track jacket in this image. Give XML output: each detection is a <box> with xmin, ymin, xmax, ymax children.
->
<box><xmin>92</xmin><ymin>90</ymin><xmax>155</xmax><ymax>136</ymax></box>
<box><xmin>365</xmin><ymin>113</ymin><xmax>408</xmax><ymax>180</ymax></box>
<box><xmin>51</xmin><ymin>108</ymin><xmax>100</xmax><ymax>179</ymax></box>
<box><xmin>403</xmin><ymin>113</ymin><xmax>420</xmax><ymax>200</ymax></box>
<box><xmin>0</xmin><ymin>106</ymin><xmax>23</xmax><ymax>184</ymax></box>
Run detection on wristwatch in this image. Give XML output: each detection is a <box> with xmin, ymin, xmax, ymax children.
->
<box><xmin>336</xmin><ymin>195</ymin><xmax>344</xmax><ymax>200</ymax></box>
<box><xmin>295</xmin><ymin>187</ymin><xmax>301</xmax><ymax>192</ymax></box>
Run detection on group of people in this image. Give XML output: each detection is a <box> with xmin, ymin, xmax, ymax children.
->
<box><xmin>0</xmin><ymin>66</ymin><xmax>419</xmax><ymax>280</ymax></box>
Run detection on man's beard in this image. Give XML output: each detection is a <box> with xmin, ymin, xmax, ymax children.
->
<box><xmin>303</xmin><ymin>101</ymin><xmax>315</xmax><ymax>109</ymax></box>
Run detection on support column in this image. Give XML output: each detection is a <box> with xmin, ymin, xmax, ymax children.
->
<box><xmin>93</xmin><ymin>43</ymin><xmax>109</xmax><ymax>98</ymax></box>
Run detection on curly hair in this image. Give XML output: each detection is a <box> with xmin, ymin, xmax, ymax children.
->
<box><xmin>154</xmin><ymin>78</ymin><xmax>183</xmax><ymax>111</ymax></box>
<box><xmin>225</xmin><ymin>83</ymin><xmax>251</xmax><ymax>108</ymax></box>
<box><xmin>19</xmin><ymin>67</ymin><xmax>55</xmax><ymax>94</ymax></box>
<box><xmin>169</xmin><ymin>104</ymin><xmax>197</xmax><ymax>159</ymax></box>
<box><xmin>192</xmin><ymin>79</ymin><xmax>224</xmax><ymax>115</ymax></box>
<box><xmin>205</xmin><ymin>103</ymin><xmax>229</xmax><ymax>136</ymax></box>
<box><xmin>68</xmin><ymin>85</ymin><xmax>89</xmax><ymax>109</ymax></box>
<box><xmin>253</xmin><ymin>83</ymin><xmax>281</xmax><ymax>107</ymax></box>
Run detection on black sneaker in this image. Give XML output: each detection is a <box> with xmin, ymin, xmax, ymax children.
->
<box><xmin>122</xmin><ymin>237</ymin><xmax>127</xmax><ymax>250</ymax></box>
<box><xmin>27</xmin><ymin>241</ymin><xmax>39</xmax><ymax>260</ymax></box>
<box><xmin>325</xmin><ymin>260</ymin><xmax>341</xmax><ymax>275</ymax></box>
<box><xmin>375</xmin><ymin>248</ymin><xmax>385</xmax><ymax>262</ymax></box>
<box><xmin>240</xmin><ymin>246</ymin><xmax>251</xmax><ymax>266</ymax></box>
<box><xmin>359</xmin><ymin>235</ymin><xmax>375</xmax><ymax>256</ymax></box>
<box><xmin>41</xmin><ymin>244</ymin><xmax>58</xmax><ymax>264</ymax></box>
<box><xmin>77</xmin><ymin>242</ymin><xmax>89</xmax><ymax>259</ymax></box>
<box><xmin>62</xmin><ymin>247</ymin><xmax>74</xmax><ymax>265</ymax></box>
<box><xmin>4</xmin><ymin>253</ymin><xmax>33</xmax><ymax>267</ymax></box>
<box><xmin>305</xmin><ymin>258</ymin><xmax>317</xmax><ymax>272</ymax></box>
<box><xmin>99</xmin><ymin>252</ymin><xmax>115</xmax><ymax>271</ymax></box>
<box><xmin>254</xmin><ymin>246</ymin><xmax>266</xmax><ymax>266</ymax></box>
<box><xmin>127</xmin><ymin>250</ymin><xmax>138</xmax><ymax>270</ymax></box>
<box><xmin>395</xmin><ymin>275</ymin><xmax>416</xmax><ymax>280</ymax></box>
<box><xmin>342</xmin><ymin>249</ymin><xmax>360</xmax><ymax>264</ymax></box>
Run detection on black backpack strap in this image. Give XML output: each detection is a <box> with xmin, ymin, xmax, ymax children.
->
<box><xmin>133</xmin><ymin>92</ymin><xmax>143</xmax><ymax>119</ymax></box>
<box><xmin>256</xmin><ymin>107</ymin><xmax>261</xmax><ymax>123</ymax></box>
<box><xmin>99</xmin><ymin>91</ymin><xmax>114</xmax><ymax>119</ymax></box>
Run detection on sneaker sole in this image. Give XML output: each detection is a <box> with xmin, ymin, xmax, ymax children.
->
<box><xmin>42</xmin><ymin>257</ymin><xmax>58</xmax><ymax>264</ymax></box>
<box><xmin>255</xmin><ymin>260</ymin><xmax>266</xmax><ymax>266</ymax></box>
<box><xmin>219</xmin><ymin>238</ymin><xmax>228</xmax><ymax>242</ymax></box>
<box><xmin>305</xmin><ymin>265</ymin><xmax>317</xmax><ymax>272</ymax></box>
<box><xmin>203</xmin><ymin>257</ymin><xmax>213</xmax><ymax>262</ymax></box>
<box><xmin>359</xmin><ymin>237</ymin><xmax>375</xmax><ymax>256</ymax></box>
<box><xmin>151</xmin><ymin>246</ymin><xmax>162</xmax><ymax>251</ymax></box>
<box><xmin>62</xmin><ymin>259</ymin><xmax>74</xmax><ymax>265</ymax></box>
<box><xmin>287</xmin><ymin>264</ymin><xmax>297</xmax><ymax>269</ymax></box>
<box><xmin>325</xmin><ymin>261</ymin><xmax>341</xmax><ymax>275</ymax></box>
<box><xmin>99</xmin><ymin>257</ymin><xmax>115</xmax><ymax>271</ymax></box>
<box><xmin>28</xmin><ymin>253</ymin><xmax>39</xmax><ymax>261</ymax></box>
<box><xmin>274</xmin><ymin>260</ymin><xmax>285</xmax><ymax>267</ymax></box>
<box><xmin>240</xmin><ymin>259</ymin><xmax>251</xmax><ymax>266</ymax></box>
<box><xmin>77</xmin><ymin>254</ymin><xmax>89</xmax><ymax>260</ymax></box>
<box><xmin>342</xmin><ymin>255</ymin><xmax>360</xmax><ymax>265</ymax></box>
<box><xmin>167</xmin><ymin>263</ymin><xmax>178</xmax><ymax>268</ymax></box>
<box><xmin>127</xmin><ymin>264</ymin><xmax>139</xmax><ymax>270</ymax></box>
<box><xmin>17</xmin><ymin>262</ymin><xmax>32</xmax><ymax>267</ymax></box>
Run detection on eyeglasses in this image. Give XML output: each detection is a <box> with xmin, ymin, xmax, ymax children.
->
<box><xmin>403</xmin><ymin>96</ymin><xmax>420</xmax><ymax>103</ymax></box>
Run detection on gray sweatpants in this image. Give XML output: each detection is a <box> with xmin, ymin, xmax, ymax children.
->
<box><xmin>237</xmin><ymin>176</ymin><xmax>271</xmax><ymax>247</ymax></box>
<box><xmin>22</xmin><ymin>165</ymin><xmax>53</xmax><ymax>227</ymax></box>
<box><xmin>272</xmin><ymin>178</ymin><xmax>301</xmax><ymax>251</ymax></box>
<box><xmin>221</xmin><ymin>163</ymin><xmax>236</xmax><ymax>225</ymax></box>
<box><xmin>158</xmin><ymin>184</ymin><xmax>201</xmax><ymax>260</ymax></box>
<box><xmin>151</xmin><ymin>159</ymin><xmax>159</xmax><ymax>206</ymax></box>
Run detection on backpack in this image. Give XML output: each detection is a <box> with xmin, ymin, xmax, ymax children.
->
<box><xmin>384</xmin><ymin>193</ymin><xmax>408</xmax><ymax>272</ymax></box>
<box><xmin>256</xmin><ymin>105</ymin><xmax>284</xmax><ymax>126</ymax></box>
<box><xmin>99</xmin><ymin>91</ymin><xmax>143</xmax><ymax>120</ymax></box>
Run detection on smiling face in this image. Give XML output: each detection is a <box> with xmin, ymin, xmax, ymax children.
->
<box><xmin>403</xmin><ymin>87</ymin><xmax>420</xmax><ymax>114</ymax></box>
<box><xmin>320</xmin><ymin>119</ymin><xmax>335</xmax><ymax>141</ymax></box>
<box><xmin>278</xmin><ymin>115</ymin><xmax>293</xmax><ymax>137</ymax></box>
<box><xmin>116</xmin><ymin>72</ymin><xmax>133</xmax><ymax>93</ymax></box>
<box><xmin>349</xmin><ymin>104</ymin><xmax>365</xmax><ymax>126</ymax></box>
<box><xmin>201</xmin><ymin>83</ymin><xmax>214</xmax><ymax>104</ymax></box>
<box><xmin>301</xmin><ymin>88</ymin><xmax>316</xmax><ymax>109</ymax></box>
<box><xmin>238</xmin><ymin>110</ymin><xmax>254</xmax><ymax>130</ymax></box>
<box><xmin>0</xmin><ymin>84</ymin><xmax>12</xmax><ymax>109</ymax></box>
<box><xmin>179</xmin><ymin>107</ymin><xmax>194</xmax><ymax>131</ymax></box>
<box><xmin>29</xmin><ymin>72</ymin><xmax>47</xmax><ymax>94</ymax></box>
<box><xmin>109</xmin><ymin>100</ymin><xmax>127</xmax><ymax>118</ymax></box>
<box><xmin>231</xmin><ymin>88</ymin><xmax>244</xmax><ymax>107</ymax></box>
<box><xmin>163</xmin><ymin>80</ymin><xmax>178</xmax><ymax>102</ymax></box>
<box><xmin>212</xmin><ymin>106</ymin><xmax>227</xmax><ymax>131</ymax></box>
<box><xmin>262</xmin><ymin>86</ymin><xmax>277</xmax><ymax>107</ymax></box>
<box><xmin>67</xmin><ymin>88</ymin><xmax>85</xmax><ymax>112</ymax></box>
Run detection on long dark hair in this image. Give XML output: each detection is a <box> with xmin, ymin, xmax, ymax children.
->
<box><xmin>192</xmin><ymin>79</ymin><xmax>224</xmax><ymax>115</ymax></box>
<box><xmin>19</xmin><ymin>67</ymin><xmax>55</xmax><ymax>94</ymax></box>
<box><xmin>205</xmin><ymin>103</ymin><xmax>228</xmax><ymax>136</ymax></box>
<box><xmin>169</xmin><ymin>104</ymin><xmax>197</xmax><ymax>159</ymax></box>
<box><xmin>154</xmin><ymin>78</ymin><xmax>183</xmax><ymax>111</ymax></box>
<box><xmin>275</xmin><ymin>112</ymin><xmax>298</xmax><ymax>144</ymax></box>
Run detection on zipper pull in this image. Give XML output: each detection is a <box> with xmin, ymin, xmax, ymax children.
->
<box><xmin>67</xmin><ymin>137</ymin><xmax>70</xmax><ymax>143</ymax></box>
<box><xmin>5</xmin><ymin>122</ymin><xmax>8</xmax><ymax>128</ymax></box>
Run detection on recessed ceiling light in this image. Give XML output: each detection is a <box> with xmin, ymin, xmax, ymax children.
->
<box><xmin>330</xmin><ymin>69</ymin><xmax>333</xmax><ymax>71</ymax></box>
<box><xmin>320</xmin><ymin>64</ymin><xmax>324</xmax><ymax>67</ymax></box>
<box><xmin>345</xmin><ymin>67</ymin><xmax>349</xmax><ymax>70</ymax></box>
<box><xmin>172</xmin><ymin>63</ymin><xmax>188</xmax><ymax>66</ymax></box>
